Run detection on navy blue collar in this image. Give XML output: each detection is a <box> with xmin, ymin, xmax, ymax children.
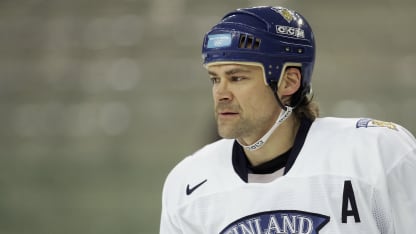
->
<box><xmin>232</xmin><ymin>117</ymin><xmax>313</xmax><ymax>182</ymax></box>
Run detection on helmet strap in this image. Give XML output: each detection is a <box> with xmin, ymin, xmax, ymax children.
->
<box><xmin>270</xmin><ymin>81</ymin><xmax>288</xmax><ymax>111</ymax></box>
<box><xmin>237</xmin><ymin>106</ymin><xmax>293</xmax><ymax>151</ymax></box>
<box><xmin>236</xmin><ymin>82</ymin><xmax>293</xmax><ymax>151</ymax></box>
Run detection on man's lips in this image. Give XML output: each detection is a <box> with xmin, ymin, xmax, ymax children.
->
<box><xmin>218</xmin><ymin>111</ymin><xmax>239</xmax><ymax>117</ymax></box>
<box><xmin>216</xmin><ymin>104</ymin><xmax>240</xmax><ymax>118</ymax></box>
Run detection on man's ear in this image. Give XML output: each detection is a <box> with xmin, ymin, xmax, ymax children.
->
<box><xmin>279</xmin><ymin>67</ymin><xmax>301</xmax><ymax>96</ymax></box>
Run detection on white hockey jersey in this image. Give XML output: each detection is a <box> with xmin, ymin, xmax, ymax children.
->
<box><xmin>160</xmin><ymin>117</ymin><xmax>416</xmax><ymax>234</ymax></box>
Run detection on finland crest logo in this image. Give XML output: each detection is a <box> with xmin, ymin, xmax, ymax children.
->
<box><xmin>271</xmin><ymin>7</ymin><xmax>294</xmax><ymax>23</ymax></box>
<box><xmin>356</xmin><ymin>118</ymin><xmax>398</xmax><ymax>131</ymax></box>
<box><xmin>220</xmin><ymin>210</ymin><xmax>329</xmax><ymax>234</ymax></box>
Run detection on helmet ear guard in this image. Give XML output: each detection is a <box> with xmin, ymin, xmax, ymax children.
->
<box><xmin>277</xmin><ymin>65</ymin><xmax>312</xmax><ymax>109</ymax></box>
<box><xmin>269</xmin><ymin>65</ymin><xmax>310</xmax><ymax>110</ymax></box>
<box><xmin>202</xmin><ymin>6</ymin><xmax>316</xmax><ymax>106</ymax></box>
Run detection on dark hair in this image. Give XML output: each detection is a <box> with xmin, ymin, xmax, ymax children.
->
<box><xmin>293</xmin><ymin>94</ymin><xmax>319</xmax><ymax>121</ymax></box>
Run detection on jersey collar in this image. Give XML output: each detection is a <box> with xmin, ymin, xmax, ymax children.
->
<box><xmin>232</xmin><ymin>117</ymin><xmax>313</xmax><ymax>182</ymax></box>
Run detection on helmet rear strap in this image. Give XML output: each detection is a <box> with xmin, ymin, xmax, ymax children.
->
<box><xmin>269</xmin><ymin>81</ymin><xmax>288</xmax><ymax>111</ymax></box>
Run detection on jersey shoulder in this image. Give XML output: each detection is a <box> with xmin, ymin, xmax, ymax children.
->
<box><xmin>161</xmin><ymin>139</ymin><xmax>236</xmax><ymax>210</ymax></box>
<box><xmin>165</xmin><ymin>138</ymin><xmax>234</xmax><ymax>180</ymax></box>
<box><xmin>312</xmin><ymin>117</ymin><xmax>415</xmax><ymax>150</ymax></box>
<box><xmin>291</xmin><ymin>117</ymin><xmax>416</xmax><ymax>183</ymax></box>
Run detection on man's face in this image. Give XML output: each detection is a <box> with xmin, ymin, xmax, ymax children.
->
<box><xmin>207</xmin><ymin>63</ymin><xmax>280</xmax><ymax>145</ymax></box>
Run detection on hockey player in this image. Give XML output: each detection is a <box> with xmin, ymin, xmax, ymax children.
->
<box><xmin>160</xmin><ymin>6</ymin><xmax>416</xmax><ymax>234</ymax></box>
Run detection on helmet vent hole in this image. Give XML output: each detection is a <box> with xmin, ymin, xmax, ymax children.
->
<box><xmin>238</xmin><ymin>34</ymin><xmax>261</xmax><ymax>49</ymax></box>
<box><xmin>238</xmin><ymin>34</ymin><xmax>247</xmax><ymax>48</ymax></box>
<box><xmin>254</xmin><ymin>38</ymin><xmax>261</xmax><ymax>49</ymax></box>
<box><xmin>246</xmin><ymin>36</ymin><xmax>253</xmax><ymax>49</ymax></box>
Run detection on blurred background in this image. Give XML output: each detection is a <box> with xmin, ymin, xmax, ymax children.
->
<box><xmin>0</xmin><ymin>0</ymin><xmax>415</xmax><ymax>233</ymax></box>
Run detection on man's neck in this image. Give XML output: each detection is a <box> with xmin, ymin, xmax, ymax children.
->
<box><xmin>243</xmin><ymin>116</ymin><xmax>300</xmax><ymax>167</ymax></box>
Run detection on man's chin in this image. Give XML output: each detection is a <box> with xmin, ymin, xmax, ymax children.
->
<box><xmin>219</xmin><ymin>135</ymin><xmax>235</xmax><ymax>139</ymax></box>
<box><xmin>217</xmin><ymin>129</ymin><xmax>237</xmax><ymax>139</ymax></box>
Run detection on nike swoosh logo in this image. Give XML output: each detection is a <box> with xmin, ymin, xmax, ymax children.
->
<box><xmin>186</xmin><ymin>179</ymin><xmax>208</xmax><ymax>195</ymax></box>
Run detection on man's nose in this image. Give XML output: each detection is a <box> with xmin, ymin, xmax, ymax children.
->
<box><xmin>214</xmin><ymin>81</ymin><xmax>232</xmax><ymax>102</ymax></box>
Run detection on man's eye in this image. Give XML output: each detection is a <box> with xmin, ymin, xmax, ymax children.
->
<box><xmin>210</xmin><ymin>77</ymin><xmax>220</xmax><ymax>84</ymax></box>
<box><xmin>231</xmin><ymin>76</ymin><xmax>246</xmax><ymax>82</ymax></box>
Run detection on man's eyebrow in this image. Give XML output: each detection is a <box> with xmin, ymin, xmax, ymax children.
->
<box><xmin>225</xmin><ymin>68</ymin><xmax>252</xmax><ymax>75</ymax></box>
<box><xmin>207</xmin><ymin>68</ymin><xmax>252</xmax><ymax>76</ymax></box>
<box><xmin>208</xmin><ymin>71</ymin><xmax>217</xmax><ymax>76</ymax></box>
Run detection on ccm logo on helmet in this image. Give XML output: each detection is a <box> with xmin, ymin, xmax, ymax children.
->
<box><xmin>276</xmin><ymin>25</ymin><xmax>305</xmax><ymax>39</ymax></box>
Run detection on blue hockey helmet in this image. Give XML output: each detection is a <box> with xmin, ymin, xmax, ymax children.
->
<box><xmin>202</xmin><ymin>6</ymin><xmax>315</xmax><ymax>91</ymax></box>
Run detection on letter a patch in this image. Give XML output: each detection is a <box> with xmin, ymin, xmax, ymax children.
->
<box><xmin>341</xmin><ymin>180</ymin><xmax>361</xmax><ymax>223</ymax></box>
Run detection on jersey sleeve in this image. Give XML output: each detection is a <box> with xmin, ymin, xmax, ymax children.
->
<box><xmin>160</xmin><ymin>202</ymin><xmax>182</xmax><ymax>234</ymax></box>
<box><xmin>160</xmin><ymin>156</ymin><xmax>191</xmax><ymax>234</ymax></box>
<box><xmin>386</xmin><ymin>128</ymin><xmax>416</xmax><ymax>233</ymax></box>
<box><xmin>160</xmin><ymin>176</ymin><xmax>183</xmax><ymax>234</ymax></box>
